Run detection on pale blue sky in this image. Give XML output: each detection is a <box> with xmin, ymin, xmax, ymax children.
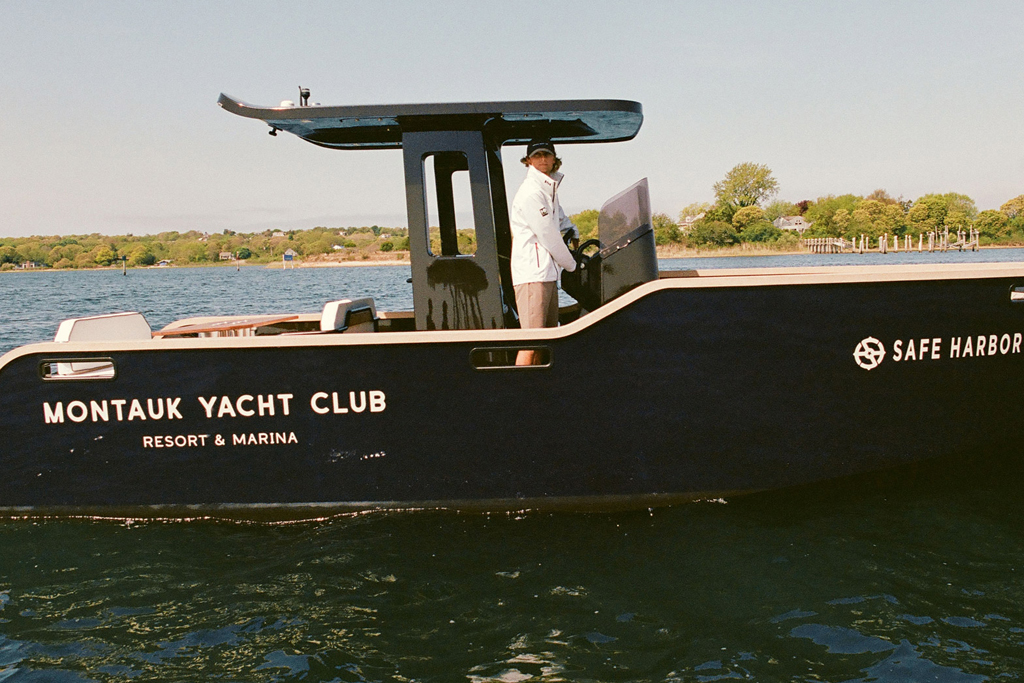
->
<box><xmin>1</xmin><ymin>1</ymin><xmax>1022</xmax><ymax>237</ymax></box>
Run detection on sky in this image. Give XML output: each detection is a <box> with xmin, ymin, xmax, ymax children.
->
<box><xmin>1</xmin><ymin>0</ymin><xmax>1022</xmax><ymax>238</ymax></box>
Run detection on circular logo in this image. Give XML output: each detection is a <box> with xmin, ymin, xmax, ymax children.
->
<box><xmin>853</xmin><ymin>337</ymin><xmax>886</xmax><ymax>370</ymax></box>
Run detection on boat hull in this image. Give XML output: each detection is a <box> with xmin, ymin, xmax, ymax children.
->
<box><xmin>3</xmin><ymin>265</ymin><xmax>1024</xmax><ymax>516</ymax></box>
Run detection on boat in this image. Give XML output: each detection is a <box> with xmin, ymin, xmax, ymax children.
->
<box><xmin>2</xmin><ymin>93</ymin><xmax>1024</xmax><ymax>519</ymax></box>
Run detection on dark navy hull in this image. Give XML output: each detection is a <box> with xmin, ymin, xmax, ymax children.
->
<box><xmin>3</xmin><ymin>268</ymin><xmax>1024</xmax><ymax>516</ymax></box>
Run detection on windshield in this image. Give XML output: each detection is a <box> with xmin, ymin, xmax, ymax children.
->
<box><xmin>598</xmin><ymin>178</ymin><xmax>651</xmax><ymax>252</ymax></box>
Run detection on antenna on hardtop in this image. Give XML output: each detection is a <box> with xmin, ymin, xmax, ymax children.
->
<box><xmin>298</xmin><ymin>86</ymin><xmax>310</xmax><ymax>107</ymax></box>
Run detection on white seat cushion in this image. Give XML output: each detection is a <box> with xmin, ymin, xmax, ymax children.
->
<box><xmin>320</xmin><ymin>298</ymin><xmax>377</xmax><ymax>332</ymax></box>
<box><xmin>55</xmin><ymin>312</ymin><xmax>152</xmax><ymax>342</ymax></box>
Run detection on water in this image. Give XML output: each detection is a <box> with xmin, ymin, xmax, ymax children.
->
<box><xmin>3</xmin><ymin>253</ymin><xmax>1024</xmax><ymax>681</ymax></box>
<box><xmin>0</xmin><ymin>264</ymin><xmax>414</xmax><ymax>353</ymax></box>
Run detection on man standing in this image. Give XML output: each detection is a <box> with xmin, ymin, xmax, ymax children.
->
<box><xmin>510</xmin><ymin>140</ymin><xmax>579</xmax><ymax>365</ymax></box>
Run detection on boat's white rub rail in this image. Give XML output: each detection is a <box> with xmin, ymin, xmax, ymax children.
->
<box><xmin>4</xmin><ymin>262</ymin><xmax>1024</xmax><ymax>368</ymax></box>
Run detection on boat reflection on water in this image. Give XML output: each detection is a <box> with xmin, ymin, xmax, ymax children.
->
<box><xmin>1</xmin><ymin>451</ymin><xmax>1021</xmax><ymax>680</ymax></box>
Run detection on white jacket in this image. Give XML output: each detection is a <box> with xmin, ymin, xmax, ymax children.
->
<box><xmin>510</xmin><ymin>166</ymin><xmax>578</xmax><ymax>286</ymax></box>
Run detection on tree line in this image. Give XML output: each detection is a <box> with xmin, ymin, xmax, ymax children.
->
<box><xmin>0</xmin><ymin>226</ymin><xmax>410</xmax><ymax>270</ymax></box>
<box><xmin>662</xmin><ymin>162</ymin><xmax>1024</xmax><ymax>249</ymax></box>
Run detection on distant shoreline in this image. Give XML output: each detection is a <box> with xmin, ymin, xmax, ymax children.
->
<box><xmin>0</xmin><ymin>257</ymin><xmax>414</xmax><ymax>273</ymax></box>
<box><xmin>4</xmin><ymin>244</ymin><xmax>1021</xmax><ymax>274</ymax></box>
<box><xmin>264</xmin><ymin>258</ymin><xmax>411</xmax><ymax>268</ymax></box>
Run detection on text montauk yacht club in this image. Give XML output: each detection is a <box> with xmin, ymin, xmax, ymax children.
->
<box><xmin>42</xmin><ymin>390</ymin><xmax>387</xmax><ymax>425</ymax></box>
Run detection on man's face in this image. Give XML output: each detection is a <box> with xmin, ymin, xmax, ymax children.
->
<box><xmin>528</xmin><ymin>150</ymin><xmax>555</xmax><ymax>175</ymax></box>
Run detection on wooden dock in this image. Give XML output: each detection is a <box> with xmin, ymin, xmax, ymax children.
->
<box><xmin>803</xmin><ymin>229</ymin><xmax>979</xmax><ymax>254</ymax></box>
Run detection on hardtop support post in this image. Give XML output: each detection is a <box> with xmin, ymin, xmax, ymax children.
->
<box><xmin>403</xmin><ymin>130</ymin><xmax>515</xmax><ymax>331</ymax></box>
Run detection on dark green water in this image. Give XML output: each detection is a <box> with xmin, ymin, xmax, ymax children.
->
<box><xmin>3</xmin><ymin>255</ymin><xmax>1024</xmax><ymax>681</ymax></box>
<box><xmin>3</xmin><ymin>474</ymin><xmax>1023</xmax><ymax>681</ymax></box>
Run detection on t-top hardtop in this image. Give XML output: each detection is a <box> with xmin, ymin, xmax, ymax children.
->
<box><xmin>217</xmin><ymin>94</ymin><xmax>643</xmax><ymax>149</ymax></box>
<box><xmin>219</xmin><ymin>94</ymin><xmax>651</xmax><ymax>332</ymax></box>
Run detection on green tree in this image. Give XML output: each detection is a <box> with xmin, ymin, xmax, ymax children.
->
<box><xmin>864</xmin><ymin>189</ymin><xmax>899</xmax><ymax>205</ymax></box>
<box><xmin>688</xmin><ymin>220</ymin><xmax>738</xmax><ymax>247</ymax></box>
<box><xmin>803</xmin><ymin>195</ymin><xmax>862</xmax><ymax>237</ymax></box>
<box><xmin>908</xmin><ymin>193</ymin><xmax>977</xmax><ymax>233</ymax></box>
<box><xmin>907</xmin><ymin>198</ymin><xmax>942</xmax><ymax>233</ymax></box>
<box><xmin>832</xmin><ymin>209</ymin><xmax>852</xmax><ymax>235</ymax></box>
<box><xmin>128</xmin><ymin>246</ymin><xmax>155</xmax><ymax>267</ymax></box>
<box><xmin>248</xmin><ymin>236</ymin><xmax>269</xmax><ymax>255</ymax></box>
<box><xmin>17</xmin><ymin>241</ymin><xmax>50</xmax><ymax>265</ymax></box>
<box><xmin>571</xmin><ymin>209</ymin><xmax>600</xmax><ymax>241</ymax></box>
<box><xmin>380</xmin><ymin>241</ymin><xmax>394</xmax><ymax>252</ymax></box>
<box><xmin>63</xmin><ymin>244</ymin><xmax>84</xmax><ymax>261</ymax></box>
<box><xmin>701</xmin><ymin>202</ymin><xmax>736</xmax><ymax>225</ymax></box>
<box><xmin>652</xmin><ymin>212</ymin><xmax>680</xmax><ymax>245</ymax></box>
<box><xmin>312</xmin><ymin>236</ymin><xmax>336</xmax><ymax>255</ymax></box>
<box><xmin>171</xmin><ymin>241</ymin><xmax>208</xmax><ymax>263</ymax></box>
<box><xmin>943</xmin><ymin>193</ymin><xmax>977</xmax><ymax>230</ymax></box>
<box><xmin>1000</xmin><ymin>195</ymin><xmax>1024</xmax><ymax>219</ymax></box>
<box><xmin>731</xmin><ymin>205</ymin><xmax>766</xmax><ymax>231</ymax></box>
<box><xmin>93</xmin><ymin>246</ymin><xmax>117</xmax><ymax>266</ymax></box>
<box><xmin>975</xmin><ymin>210</ymin><xmax>1010</xmax><ymax>239</ymax></box>
<box><xmin>763</xmin><ymin>200</ymin><xmax>798</xmax><ymax>223</ymax></box>
<box><xmin>713</xmin><ymin>162</ymin><xmax>779</xmax><ymax>209</ymax></box>
<box><xmin>739</xmin><ymin>220</ymin><xmax>782</xmax><ymax>242</ymax></box>
<box><xmin>456</xmin><ymin>230</ymin><xmax>476</xmax><ymax>254</ymax></box>
<box><xmin>236</xmin><ymin>247</ymin><xmax>252</xmax><ymax>260</ymax></box>
<box><xmin>849</xmin><ymin>199</ymin><xmax>906</xmax><ymax>239</ymax></box>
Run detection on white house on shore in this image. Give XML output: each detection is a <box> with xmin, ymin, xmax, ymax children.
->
<box><xmin>678</xmin><ymin>212</ymin><xmax>705</xmax><ymax>233</ymax></box>
<box><xmin>773</xmin><ymin>216</ymin><xmax>813</xmax><ymax>233</ymax></box>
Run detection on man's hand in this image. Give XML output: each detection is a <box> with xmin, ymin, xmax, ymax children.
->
<box><xmin>567</xmin><ymin>225</ymin><xmax>580</xmax><ymax>251</ymax></box>
<box><xmin>561</xmin><ymin>227</ymin><xmax>579</xmax><ymax>251</ymax></box>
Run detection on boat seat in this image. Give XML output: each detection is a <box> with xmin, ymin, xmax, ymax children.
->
<box><xmin>54</xmin><ymin>312</ymin><xmax>152</xmax><ymax>342</ymax></box>
<box><xmin>52</xmin><ymin>312</ymin><xmax>152</xmax><ymax>379</ymax></box>
<box><xmin>320</xmin><ymin>298</ymin><xmax>378</xmax><ymax>333</ymax></box>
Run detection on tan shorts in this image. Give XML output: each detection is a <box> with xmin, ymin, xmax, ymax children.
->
<box><xmin>515</xmin><ymin>281</ymin><xmax>559</xmax><ymax>328</ymax></box>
